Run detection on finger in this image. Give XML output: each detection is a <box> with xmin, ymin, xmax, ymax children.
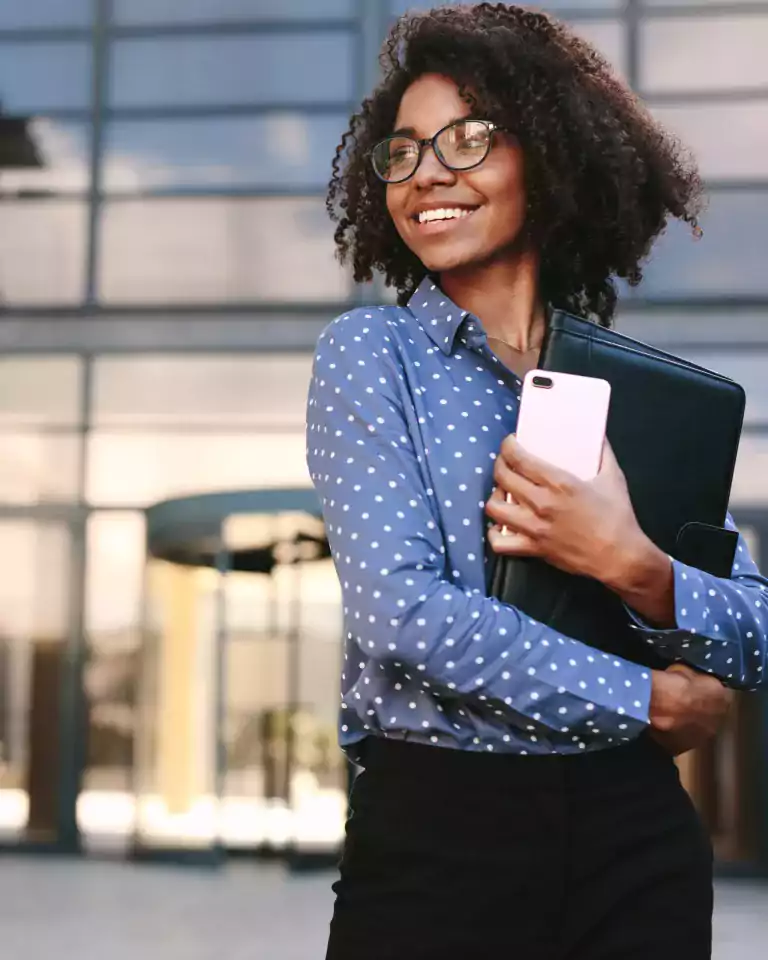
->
<box><xmin>485</xmin><ymin>496</ymin><xmax>543</xmax><ymax>538</ymax></box>
<box><xmin>500</xmin><ymin>434</ymin><xmax>577</xmax><ymax>491</ymax></box>
<box><xmin>487</xmin><ymin>525</ymin><xmax>538</xmax><ymax>556</ymax></box>
<box><xmin>493</xmin><ymin>454</ymin><xmax>543</xmax><ymax>510</ymax></box>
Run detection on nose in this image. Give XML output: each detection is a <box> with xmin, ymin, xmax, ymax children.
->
<box><xmin>412</xmin><ymin>143</ymin><xmax>456</xmax><ymax>189</ymax></box>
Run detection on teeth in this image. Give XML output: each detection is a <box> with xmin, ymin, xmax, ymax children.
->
<box><xmin>417</xmin><ymin>207</ymin><xmax>473</xmax><ymax>224</ymax></box>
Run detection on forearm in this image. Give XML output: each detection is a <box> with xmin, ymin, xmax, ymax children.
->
<box><xmin>603</xmin><ymin>532</ymin><xmax>676</xmax><ymax>628</ymax></box>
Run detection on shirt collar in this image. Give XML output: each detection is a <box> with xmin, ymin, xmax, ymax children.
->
<box><xmin>407</xmin><ymin>275</ymin><xmax>474</xmax><ymax>355</ymax></box>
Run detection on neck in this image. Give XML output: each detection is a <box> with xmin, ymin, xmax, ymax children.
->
<box><xmin>438</xmin><ymin>248</ymin><xmax>545</xmax><ymax>352</ymax></box>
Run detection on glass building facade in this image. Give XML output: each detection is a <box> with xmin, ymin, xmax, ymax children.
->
<box><xmin>0</xmin><ymin>0</ymin><xmax>767</xmax><ymax>865</ymax></box>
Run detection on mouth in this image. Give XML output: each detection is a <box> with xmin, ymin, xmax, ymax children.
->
<box><xmin>411</xmin><ymin>205</ymin><xmax>481</xmax><ymax>234</ymax></box>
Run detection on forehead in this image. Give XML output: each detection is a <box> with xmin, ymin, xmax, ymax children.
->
<box><xmin>393</xmin><ymin>73</ymin><xmax>472</xmax><ymax>136</ymax></box>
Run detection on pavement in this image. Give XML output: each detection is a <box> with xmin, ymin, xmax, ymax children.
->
<box><xmin>0</xmin><ymin>856</ymin><xmax>765</xmax><ymax>958</ymax></box>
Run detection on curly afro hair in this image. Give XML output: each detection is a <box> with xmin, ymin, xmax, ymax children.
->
<box><xmin>326</xmin><ymin>2</ymin><xmax>704</xmax><ymax>326</ymax></box>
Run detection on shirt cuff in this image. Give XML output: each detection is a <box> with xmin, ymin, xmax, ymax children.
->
<box><xmin>625</xmin><ymin>558</ymin><xmax>701</xmax><ymax>651</ymax></box>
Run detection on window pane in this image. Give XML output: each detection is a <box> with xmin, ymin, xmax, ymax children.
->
<box><xmin>0</xmin><ymin>0</ymin><xmax>92</xmax><ymax>28</ymax></box>
<box><xmin>0</xmin><ymin>357</ymin><xmax>82</xmax><ymax>427</ymax></box>
<box><xmin>641</xmin><ymin>17</ymin><xmax>768</xmax><ymax>93</ymax></box>
<box><xmin>109</xmin><ymin>35</ymin><xmax>354</xmax><ymax>108</ymax></box>
<box><xmin>0</xmin><ymin>119</ymin><xmax>91</xmax><ymax>194</ymax></box>
<box><xmin>731</xmin><ymin>435</ymin><xmax>768</xmax><ymax>505</ymax></box>
<box><xmin>86</xmin><ymin>432</ymin><xmax>309</xmax><ymax>507</ymax></box>
<box><xmin>102</xmin><ymin>114</ymin><xmax>344</xmax><ymax>192</ymax></box>
<box><xmin>640</xmin><ymin>191</ymin><xmax>768</xmax><ymax>298</ymax></box>
<box><xmin>82</xmin><ymin>512</ymin><xmax>145</xmax><ymax>804</ymax></box>
<box><xmin>0</xmin><ymin>433</ymin><xmax>81</xmax><ymax>504</ymax></box>
<box><xmin>651</xmin><ymin>103</ymin><xmax>768</xmax><ymax>181</ymax></box>
<box><xmin>98</xmin><ymin>197</ymin><xmax>348</xmax><ymax>304</ymax></box>
<box><xmin>0</xmin><ymin>521</ymin><xmax>71</xmax><ymax>840</ymax></box>
<box><xmin>92</xmin><ymin>355</ymin><xmax>312</xmax><ymax>428</ymax></box>
<box><xmin>0</xmin><ymin>200</ymin><xmax>87</xmax><ymax>305</ymax></box>
<box><xmin>114</xmin><ymin>0</ymin><xmax>354</xmax><ymax>23</ymax></box>
<box><xmin>0</xmin><ymin>42</ymin><xmax>91</xmax><ymax>112</ymax></box>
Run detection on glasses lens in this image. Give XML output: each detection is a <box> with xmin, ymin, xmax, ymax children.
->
<box><xmin>436</xmin><ymin>120</ymin><xmax>492</xmax><ymax>170</ymax></box>
<box><xmin>372</xmin><ymin>136</ymin><xmax>419</xmax><ymax>182</ymax></box>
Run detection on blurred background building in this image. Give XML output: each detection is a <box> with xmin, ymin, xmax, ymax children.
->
<box><xmin>0</xmin><ymin>0</ymin><xmax>766</xmax><ymax>874</ymax></box>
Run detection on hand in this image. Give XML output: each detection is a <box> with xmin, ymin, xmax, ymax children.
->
<box><xmin>649</xmin><ymin>663</ymin><xmax>734</xmax><ymax>756</ymax></box>
<box><xmin>486</xmin><ymin>435</ymin><xmax>645</xmax><ymax>582</ymax></box>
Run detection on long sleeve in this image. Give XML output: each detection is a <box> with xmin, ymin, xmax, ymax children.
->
<box><xmin>307</xmin><ymin>315</ymin><xmax>653</xmax><ymax>745</ymax></box>
<box><xmin>632</xmin><ymin>515</ymin><xmax>768</xmax><ymax>690</ymax></box>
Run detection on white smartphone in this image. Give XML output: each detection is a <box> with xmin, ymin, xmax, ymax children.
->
<box><xmin>515</xmin><ymin>369</ymin><xmax>612</xmax><ymax>481</ymax></box>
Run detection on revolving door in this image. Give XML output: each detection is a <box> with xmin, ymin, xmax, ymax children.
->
<box><xmin>132</xmin><ymin>489</ymin><xmax>346</xmax><ymax>864</ymax></box>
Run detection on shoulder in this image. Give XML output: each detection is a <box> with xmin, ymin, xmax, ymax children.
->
<box><xmin>313</xmin><ymin>304</ymin><xmax>412</xmax><ymax>373</ymax></box>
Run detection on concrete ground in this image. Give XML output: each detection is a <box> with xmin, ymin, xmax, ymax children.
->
<box><xmin>0</xmin><ymin>857</ymin><xmax>765</xmax><ymax>958</ymax></box>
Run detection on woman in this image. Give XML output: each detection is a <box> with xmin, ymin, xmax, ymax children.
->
<box><xmin>307</xmin><ymin>5</ymin><xmax>768</xmax><ymax>958</ymax></box>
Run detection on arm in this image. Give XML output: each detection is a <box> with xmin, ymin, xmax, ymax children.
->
<box><xmin>307</xmin><ymin>315</ymin><xmax>652</xmax><ymax>743</ymax></box>
<box><xmin>487</xmin><ymin>436</ymin><xmax>768</xmax><ymax>691</ymax></box>
<box><xmin>614</xmin><ymin>515</ymin><xmax>768</xmax><ymax>691</ymax></box>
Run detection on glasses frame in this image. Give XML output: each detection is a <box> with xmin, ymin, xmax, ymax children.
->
<box><xmin>370</xmin><ymin>119</ymin><xmax>506</xmax><ymax>184</ymax></box>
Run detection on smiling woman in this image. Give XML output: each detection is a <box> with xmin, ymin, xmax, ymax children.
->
<box><xmin>310</xmin><ymin>4</ymin><xmax>768</xmax><ymax>959</ymax></box>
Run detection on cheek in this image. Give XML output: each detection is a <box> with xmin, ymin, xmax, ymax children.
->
<box><xmin>385</xmin><ymin>184</ymin><xmax>407</xmax><ymax>225</ymax></box>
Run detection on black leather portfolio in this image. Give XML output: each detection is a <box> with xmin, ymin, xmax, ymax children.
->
<box><xmin>490</xmin><ymin>309</ymin><xmax>746</xmax><ymax>668</ymax></box>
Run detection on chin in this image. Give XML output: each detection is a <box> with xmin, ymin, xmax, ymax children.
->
<box><xmin>418</xmin><ymin>244</ymin><xmax>484</xmax><ymax>274</ymax></box>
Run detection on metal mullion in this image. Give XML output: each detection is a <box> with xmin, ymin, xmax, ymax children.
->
<box><xmin>84</xmin><ymin>0</ymin><xmax>109</xmax><ymax>305</ymax></box>
<box><xmin>0</xmin><ymin>28</ymin><xmax>93</xmax><ymax>42</ymax></box>
<box><xmin>642</xmin><ymin>87</ymin><xmax>768</xmax><ymax>105</ymax></box>
<box><xmin>101</xmin><ymin>101</ymin><xmax>355</xmax><ymax>120</ymax></box>
<box><xmin>107</xmin><ymin>19</ymin><xmax>358</xmax><ymax>38</ymax></box>
<box><xmin>638</xmin><ymin>3</ymin><xmax>768</xmax><ymax>18</ymax></box>
<box><xmin>100</xmin><ymin>186</ymin><xmax>331</xmax><ymax>200</ymax></box>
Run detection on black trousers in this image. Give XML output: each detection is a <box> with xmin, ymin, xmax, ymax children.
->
<box><xmin>325</xmin><ymin>735</ymin><xmax>713</xmax><ymax>960</ymax></box>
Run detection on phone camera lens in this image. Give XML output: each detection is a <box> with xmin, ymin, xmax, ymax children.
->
<box><xmin>532</xmin><ymin>376</ymin><xmax>553</xmax><ymax>389</ymax></box>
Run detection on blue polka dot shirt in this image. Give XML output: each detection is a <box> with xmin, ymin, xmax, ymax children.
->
<box><xmin>306</xmin><ymin>276</ymin><xmax>768</xmax><ymax>759</ymax></box>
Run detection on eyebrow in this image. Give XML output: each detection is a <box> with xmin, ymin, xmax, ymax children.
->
<box><xmin>390</xmin><ymin>115</ymin><xmax>472</xmax><ymax>138</ymax></box>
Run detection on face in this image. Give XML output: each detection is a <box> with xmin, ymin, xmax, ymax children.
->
<box><xmin>385</xmin><ymin>73</ymin><xmax>527</xmax><ymax>276</ymax></box>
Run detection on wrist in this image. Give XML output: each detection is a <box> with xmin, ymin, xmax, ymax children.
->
<box><xmin>649</xmin><ymin>668</ymin><xmax>689</xmax><ymax>731</ymax></box>
<box><xmin>605</xmin><ymin>532</ymin><xmax>676</xmax><ymax>627</ymax></box>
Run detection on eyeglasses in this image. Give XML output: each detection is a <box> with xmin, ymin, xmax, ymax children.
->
<box><xmin>371</xmin><ymin>119</ymin><xmax>506</xmax><ymax>184</ymax></box>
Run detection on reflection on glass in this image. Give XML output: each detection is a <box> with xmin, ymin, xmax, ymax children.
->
<box><xmin>92</xmin><ymin>355</ymin><xmax>312</xmax><ymax>429</ymax></box>
<box><xmin>0</xmin><ymin>433</ymin><xmax>81</xmax><ymax>504</ymax></box>
<box><xmin>641</xmin><ymin>191</ymin><xmax>768</xmax><ymax>298</ymax></box>
<box><xmin>0</xmin><ymin>200</ymin><xmax>87</xmax><ymax>305</ymax></box>
<box><xmin>220</xmin><ymin>514</ymin><xmax>345</xmax><ymax>851</ymax></box>
<box><xmin>0</xmin><ymin>357</ymin><xmax>81</xmax><ymax>427</ymax></box>
<box><xmin>0</xmin><ymin>0</ymin><xmax>92</xmax><ymax>27</ymax></box>
<box><xmin>0</xmin><ymin>120</ymin><xmax>91</xmax><ymax>195</ymax></box>
<box><xmin>114</xmin><ymin>0</ymin><xmax>354</xmax><ymax>23</ymax></box>
<box><xmin>86</xmin><ymin>431</ymin><xmax>309</xmax><ymax>507</ymax></box>
<box><xmin>641</xmin><ymin>16</ymin><xmax>768</xmax><ymax>93</ymax></box>
<box><xmin>0</xmin><ymin>521</ymin><xmax>70</xmax><ymax>843</ymax></box>
<box><xmin>98</xmin><ymin>197</ymin><xmax>348</xmax><ymax>304</ymax></box>
<box><xmin>81</xmin><ymin>512</ymin><xmax>146</xmax><ymax>838</ymax></box>
<box><xmin>109</xmin><ymin>34</ymin><xmax>354</xmax><ymax>108</ymax></box>
<box><xmin>133</xmin><ymin>559</ymin><xmax>220</xmax><ymax>849</ymax></box>
<box><xmin>652</xmin><ymin>103</ymin><xmax>768</xmax><ymax>182</ymax></box>
<box><xmin>0</xmin><ymin>42</ymin><xmax>91</xmax><ymax>112</ymax></box>
<box><xmin>102</xmin><ymin>114</ymin><xmax>346</xmax><ymax>192</ymax></box>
